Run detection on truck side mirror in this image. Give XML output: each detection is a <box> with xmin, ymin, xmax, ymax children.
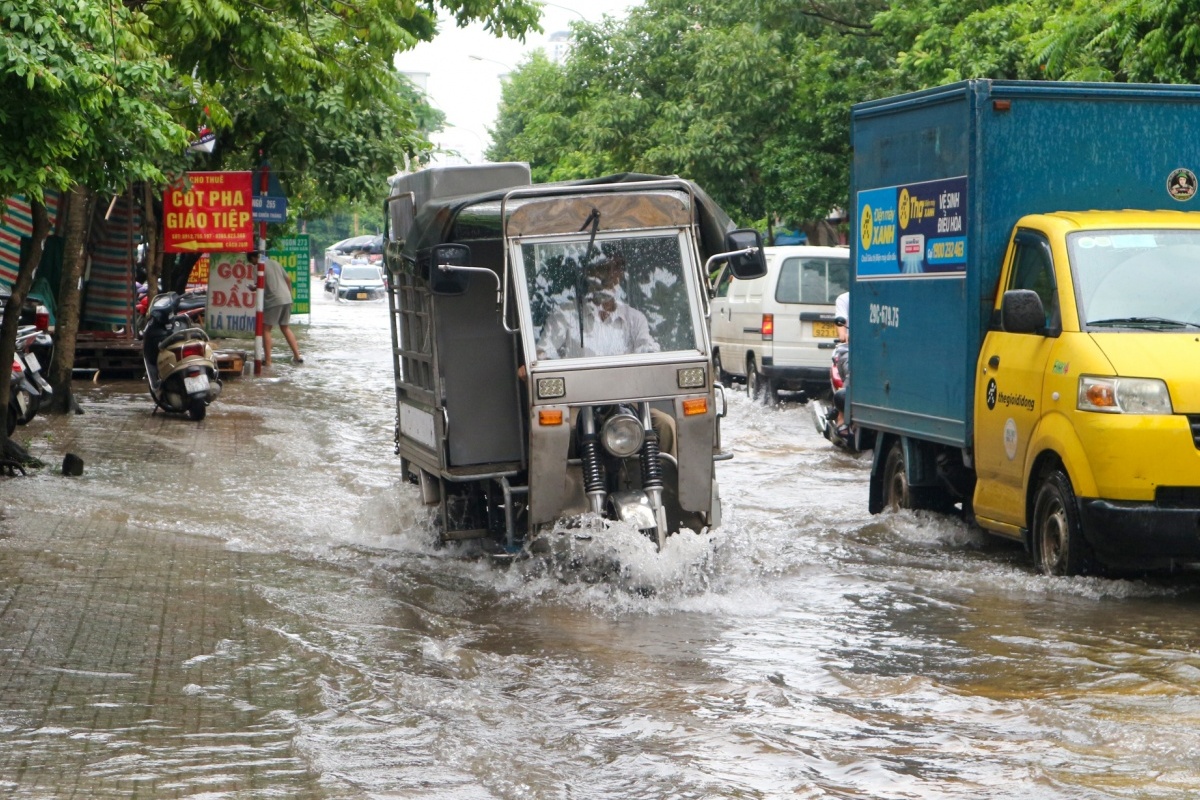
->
<box><xmin>721</xmin><ymin>229</ymin><xmax>768</xmax><ymax>280</ymax></box>
<box><xmin>1001</xmin><ymin>289</ymin><xmax>1045</xmax><ymax>334</ymax></box>
<box><xmin>429</xmin><ymin>243</ymin><xmax>472</xmax><ymax>296</ymax></box>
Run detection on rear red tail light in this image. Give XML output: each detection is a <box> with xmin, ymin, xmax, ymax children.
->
<box><xmin>761</xmin><ymin>313</ymin><xmax>774</xmax><ymax>340</ymax></box>
<box><xmin>179</xmin><ymin>342</ymin><xmax>205</xmax><ymax>360</ymax></box>
<box><xmin>34</xmin><ymin>305</ymin><xmax>49</xmax><ymax>331</ymax></box>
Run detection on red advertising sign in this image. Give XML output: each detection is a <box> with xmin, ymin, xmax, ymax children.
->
<box><xmin>163</xmin><ymin>171</ymin><xmax>255</xmax><ymax>253</ymax></box>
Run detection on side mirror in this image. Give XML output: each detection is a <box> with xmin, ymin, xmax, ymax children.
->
<box><xmin>428</xmin><ymin>243</ymin><xmax>472</xmax><ymax>296</ymax></box>
<box><xmin>722</xmin><ymin>229</ymin><xmax>768</xmax><ymax>280</ymax></box>
<box><xmin>1001</xmin><ymin>289</ymin><xmax>1045</xmax><ymax>334</ymax></box>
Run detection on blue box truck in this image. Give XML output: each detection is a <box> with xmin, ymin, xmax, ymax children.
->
<box><xmin>849</xmin><ymin>79</ymin><xmax>1200</xmax><ymax>575</ymax></box>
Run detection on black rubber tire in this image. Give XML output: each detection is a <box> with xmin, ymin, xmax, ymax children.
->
<box><xmin>1032</xmin><ymin>468</ymin><xmax>1093</xmax><ymax>576</ymax></box>
<box><xmin>713</xmin><ymin>350</ymin><xmax>732</xmax><ymax>385</ymax></box>
<box><xmin>882</xmin><ymin>440</ymin><xmax>911</xmax><ymax>511</ymax></box>
<box><xmin>747</xmin><ymin>357</ymin><xmax>775</xmax><ymax>403</ymax></box>
<box><xmin>187</xmin><ymin>398</ymin><xmax>207</xmax><ymax>421</ymax></box>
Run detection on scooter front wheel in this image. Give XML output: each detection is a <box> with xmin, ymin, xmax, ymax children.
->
<box><xmin>187</xmin><ymin>397</ymin><xmax>207</xmax><ymax>421</ymax></box>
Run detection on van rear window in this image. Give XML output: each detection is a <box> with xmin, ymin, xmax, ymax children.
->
<box><xmin>776</xmin><ymin>257</ymin><xmax>850</xmax><ymax>304</ymax></box>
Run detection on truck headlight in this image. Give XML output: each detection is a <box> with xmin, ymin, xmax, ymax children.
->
<box><xmin>537</xmin><ymin>377</ymin><xmax>565</xmax><ymax>399</ymax></box>
<box><xmin>1078</xmin><ymin>376</ymin><xmax>1173</xmax><ymax>414</ymax></box>
<box><xmin>601</xmin><ymin>413</ymin><xmax>644</xmax><ymax>458</ymax></box>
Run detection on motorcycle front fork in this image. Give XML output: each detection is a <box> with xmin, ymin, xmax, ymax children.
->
<box><xmin>579</xmin><ymin>403</ymin><xmax>668</xmax><ymax>540</ymax></box>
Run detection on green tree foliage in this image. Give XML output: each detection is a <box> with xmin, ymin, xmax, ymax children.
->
<box><xmin>489</xmin><ymin>0</ymin><xmax>1200</xmax><ymax>229</ymax></box>
<box><xmin>1</xmin><ymin>0</ymin><xmax>539</xmax><ymax>214</ymax></box>
<box><xmin>138</xmin><ymin>0</ymin><xmax>536</xmax><ymax>219</ymax></box>
<box><xmin>1035</xmin><ymin>0</ymin><xmax>1200</xmax><ymax>82</ymax></box>
<box><xmin>0</xmin><ymin>0</ymin><xmax>189</xmax><ymax>201</ymax></box>
<box><xmin>489</xmin><ymin>0</ymin><xmax>888</xmax><ymax>227</ymax></box>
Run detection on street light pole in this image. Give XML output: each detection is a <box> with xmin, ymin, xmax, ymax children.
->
<box><xmin>540</xmin><ymin>2</ymin><xmax>587</xmax><ymax>20</ymax></box>
<box><xmin>468</xmin><ymin>54</ymin><xmax>513</xmax><ymax>72</ymax></box>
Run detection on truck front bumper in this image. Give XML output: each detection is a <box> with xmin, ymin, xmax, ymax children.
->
<box><xmin>1080</xmin><ymin>497</ymin><xmax>1200</xmax><ymax>569</ymax></box>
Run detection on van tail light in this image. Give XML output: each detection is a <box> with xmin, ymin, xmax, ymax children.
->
<box><xmin>34</xmin><ymin>305</ymin><xmax>49</xmax><ymax>331</ymax></box>
<box><xmin>761</xmin><ymin>313</ymin><xmax>774</xmax><ymax>341</ymax></box>
<box><xmin>178</xmin><ymin>342</ymin><xmax>206</xmax><ymax>360</ymax></box>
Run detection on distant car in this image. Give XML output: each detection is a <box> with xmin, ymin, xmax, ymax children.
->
<box><xmin>334</xmin><ymin>263</ymin><xmax>385</xmax><ymax>301</ymax></box>
<box><xmin>709</xmin><ymin>245</ymin><xmax>850</xmax><ymax>404</ymax></box>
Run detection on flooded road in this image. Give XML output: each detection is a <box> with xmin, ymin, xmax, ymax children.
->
<box><xmin>3</xmin><ymin>285</ymin><xmax>1200</xmax><ymax>798</ymax></box>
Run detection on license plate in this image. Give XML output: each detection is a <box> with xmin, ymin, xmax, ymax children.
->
<box><xmin>812</xmin><ymin>320</ymin><xmax>838</xmax><ymax>339</ymax></box>
<box><xmin>355</xmin><ymin>292</ymin><xmax>368</xmax><ymax>300</ymax></box>
<box><xmin>184</xmin><ymin>374</ymin><xmax>209</xmax><ymax>394</ymax></box>
<box><xmin>22</xmin><ymin>352</ymin><xmax>39</xmax><ymax>373</ymax></box>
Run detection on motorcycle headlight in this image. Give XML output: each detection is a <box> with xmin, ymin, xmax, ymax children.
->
<box><xmin>601</xmin><ymin>412</ymin><xmax>644</xmax><ymax>458</ymax></box>
<box><xmin>1078</xmin><ymin>376</ymin><xmax>1173</xmax><ymax>414</ymax></box>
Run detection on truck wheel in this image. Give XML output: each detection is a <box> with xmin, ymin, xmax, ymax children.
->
<box><xmin>880</xmin><ymin>439</ymin><xmax>955</xmax><ymax>512</ymax></box>
<box><xmin>1032</xmin><ymin>468</ymin><xmax>1094</xmax><ymax>577</ymax></box>
<box><xmin>882</xmin><ymin>440</ymin><xmax>912</xmax><ymax>510</ymax></box>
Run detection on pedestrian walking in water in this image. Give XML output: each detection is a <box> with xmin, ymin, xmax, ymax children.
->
<box><xmin>250</xmin><ymin>250</ymin><xmax>304</xmax><ymax>366</ymax></box>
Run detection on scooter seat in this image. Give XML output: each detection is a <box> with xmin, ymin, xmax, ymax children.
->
<box><xmin>159</xmin><ymin>327</ymin><xmax>209</xmax><ymax>350</ymax></box>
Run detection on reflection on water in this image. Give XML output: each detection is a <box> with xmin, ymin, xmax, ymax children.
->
<box><xmin>3</xmin><ymin>288</ymin><xmax>1200</xmax><ymax>797</ymax></box>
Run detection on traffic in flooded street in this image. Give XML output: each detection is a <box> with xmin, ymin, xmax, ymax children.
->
<box><xmin>3</xmin><ymin>287</ymin><xmax>1200</xmax><ymax>799</ymax></box>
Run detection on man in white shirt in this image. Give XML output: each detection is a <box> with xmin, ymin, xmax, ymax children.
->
<box><xmin>536</xmin><ymin>253</ymin><xmax>659</xmax><ymax>359</ymax></box>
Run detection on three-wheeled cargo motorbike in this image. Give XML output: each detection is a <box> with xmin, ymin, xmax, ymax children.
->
<box><xmin>384</xmin><ymin>165</ymin><xmax>767</xmax><ymax>551</ymax></box>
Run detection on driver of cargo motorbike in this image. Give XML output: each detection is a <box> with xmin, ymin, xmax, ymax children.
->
<box><xmin>535</xmin><ymin>252</ymin><xmax>660</xmax><ymax>360</ymax></box>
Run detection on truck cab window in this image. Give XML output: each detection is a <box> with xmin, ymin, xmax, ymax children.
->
<box><xmin>524</xmin><ymin>234</ymin><xmax>698</xmax><ymax>360</ymax></box>
<box><xmin>1009</xmin><ymin>236</ymin><xmax>1059</xmax><ymax>329</ymax></box>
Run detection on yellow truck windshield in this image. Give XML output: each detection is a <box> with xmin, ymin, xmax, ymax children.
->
<box><xmin>1069</xmin><ymin>230</ymin><xmax>1200</xmax><ymax>330</ymax></box>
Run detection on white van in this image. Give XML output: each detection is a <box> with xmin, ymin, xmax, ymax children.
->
<box><xmin>709</xmin><ymin>245</ymin><xmax>850</xmax><ymax>403</ymax></box>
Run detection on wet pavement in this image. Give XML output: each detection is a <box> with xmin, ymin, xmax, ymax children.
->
<box><xmin>4</xmin><ymin>288</ymin><xmax>1200</xmax><ymax>798</ymax></box>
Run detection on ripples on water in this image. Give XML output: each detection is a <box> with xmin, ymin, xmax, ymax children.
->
<box><xmin>8</xmin><ymin>291</ymin><xmax>1200</xmax><ymax>798</ymax></box>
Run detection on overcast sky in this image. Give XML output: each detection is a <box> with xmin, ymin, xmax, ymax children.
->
<box><xmin>394</xmin><ymin>1</ymin><xmax>642</xmax><ymax>166</ymax></box>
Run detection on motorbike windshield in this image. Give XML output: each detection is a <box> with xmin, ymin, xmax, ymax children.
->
<box><xmin>522</xmin><ymin>233</ymin><xmax>701</xmax><ymax>363</ymax></box>
<box><xmin>1070</xmin><ymin>229</ymin><xmax>1200</xmax><ymax>330</ymax></box>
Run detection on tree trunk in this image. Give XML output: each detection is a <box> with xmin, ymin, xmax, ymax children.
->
<box><xmin>142</xmin><ymin>182</ymin><xmax>160</xmax><ymax>302</ymax></box>
<box><xmin>0</xmin><ymin>199</ymin><xmax>51</xmax><ymax>438</ymax></box>
<box><xmin>800</xmin><ymin>219</ymin><xmax>842</xmax><ymax>247</ymax></box>
<box><xmin>46</xmin><ymin>185</ymin><xmax>94</xmax><ymax>413</ymax></box>
<box><xmin>167</xmin><ymin>252</ymin><xmax>200</xmax><ymax>294</ymax></box>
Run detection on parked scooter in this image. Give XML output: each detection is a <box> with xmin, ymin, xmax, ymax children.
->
<box><xmin>141</xmin><ymin>292</ymin><xmax>221</xmax><ymax>420</ymax></box>
<box><xmin>7</xmin><ymin>325</ymin><xmax>53</xmax><ymax>436</ymax></box>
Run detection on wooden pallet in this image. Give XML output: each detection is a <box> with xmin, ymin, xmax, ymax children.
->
<box><xmin>73</xmin><ymin>335</ymin><xmax>143</xmax><ymax>378</ymax></box>
<box><xmin>73</xmin><ymin>335</ymin><xmax>249</xmax><ymax>379</ymax></box>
